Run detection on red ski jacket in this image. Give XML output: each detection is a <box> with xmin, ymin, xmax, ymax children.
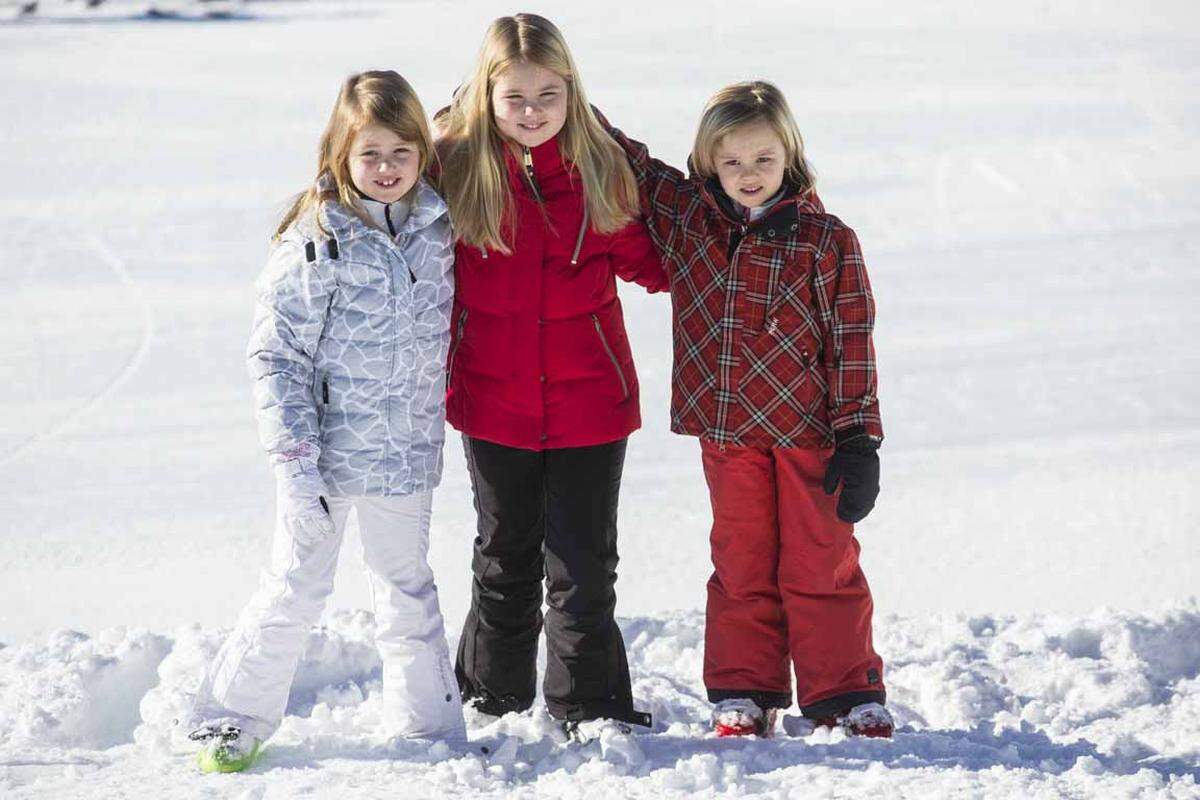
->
<box><xmin>445</xmin><ymin>135</ymin><xmax>668</xmax><ymax>450</ymax></box>
<box><xmin>605</xmin><ymin>124</ymin><xmax>883</xmax><ymax>449</ymax></box>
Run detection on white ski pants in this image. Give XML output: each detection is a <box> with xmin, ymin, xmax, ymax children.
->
<box><xmin>189</xmin><ymin>489</ymin><xmax>465</xmax><ymax>741</ymax></box>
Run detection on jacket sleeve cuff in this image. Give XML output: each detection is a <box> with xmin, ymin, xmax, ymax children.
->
<box><xmin>833</xmin><ymin>422</ymin><xmax>883</xmax><ymax>451</ymax></box>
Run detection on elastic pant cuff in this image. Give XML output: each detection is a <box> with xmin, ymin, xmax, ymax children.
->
<box><xmin>706</xmin><ymin>688</ymin><xmax>793</xmax><ymax>711</ymax></box>
<box><xmin>461</xmin><ymin>690</ymin><xmax>531</xmax><ymax>717</ymax></box>
<box><xmin>550</xmin><ymin>699</ymin><xmax>653</xmax><ymax>728</ymax></box>
<box><xmin>800</xmin><ymin>689</ymin><xmax>886</xmax><ymax>720</ymax></box>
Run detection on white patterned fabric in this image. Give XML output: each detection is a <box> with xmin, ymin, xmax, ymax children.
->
<box><xmin>247</xmin><ymin>178</ymin><xmax>454</xmax><ymax>497</ymax></box>
<box><xmin>187</xmin><ymin>489</ymin><xmax>466</xmax><ymax>742</ymax></box>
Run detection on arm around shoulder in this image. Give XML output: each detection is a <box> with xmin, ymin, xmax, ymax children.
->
<box><xmin>610</xmin><ymin>217</ymin><xmax>669</xmax><ymax>293</ymax></box>
<box><xmin>593</xmin><ymin>106</ymin><xmax>690</xmax><ymax>248</ymax></box>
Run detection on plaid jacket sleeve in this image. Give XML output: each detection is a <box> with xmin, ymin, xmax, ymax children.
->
<box><xmin>819</xmin><ymin>225</ymin><xmax>883</xmax><ymax>442</ymax></box>
<box><xmin>609</xmin><ymin>218</ymin><xmax>670</xmax><ymax>293</ymax></box>
<box><xmin>594</xmin><ymin>111</ymin><xmax>688</xmax><ymax>257</ymax></box>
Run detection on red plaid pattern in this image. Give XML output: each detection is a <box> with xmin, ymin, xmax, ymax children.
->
<box><xmin>608</xmin><ymin>124</ymin><xmax>883</xmax><ymax>448</ymax></box>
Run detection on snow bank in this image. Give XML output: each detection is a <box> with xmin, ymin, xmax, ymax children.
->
<box><xmin>0</xmin><ymin>627</ymin><xmax>170</xmax><ymax>750</ymax></box>
<box><xmin>2</xmin><ymin>605</ymin><xmax>1198</xmax><ymax>797</ymax></box>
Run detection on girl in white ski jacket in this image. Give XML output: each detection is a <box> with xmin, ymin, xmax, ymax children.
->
<box><xmin>185</xmin><ymin>71</ymin><xmax>465</xmax><ymax>773</ymax></box>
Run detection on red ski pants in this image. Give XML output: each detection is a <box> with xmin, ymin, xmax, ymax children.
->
<box><xmin>701</xmin><ymin>440</ymin><xmax>885</xmax><ymax>718</ymax></box>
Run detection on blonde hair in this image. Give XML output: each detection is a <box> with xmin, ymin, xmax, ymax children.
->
<box><xmin>436</xmin><ymin>13</ymin><xmax>639</xmax><ymax>253</ymax></box>
<box><xmin>276</xmin><ymin>70</ymin><xmax>436</xmax><ymax>239</ymax></box>
<box><xmin>691</xmin><ymin>81</ymin><xmax>815</xmax><ymax>195</ymax></box>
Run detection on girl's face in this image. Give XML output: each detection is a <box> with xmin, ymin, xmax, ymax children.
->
<box><xmin>713</xmin><ymin>120</ymin><xmax>787</xmax><ymax>209</ymax></box>
<box><xmin>491</xmin><ymin>60</ymin><xmax>568</xmax><ymax>149</ymax></box>
<box><xmin>348</xmin><ymin>123</ymin><xmax>421</xmax><ymax>204</ymax></box>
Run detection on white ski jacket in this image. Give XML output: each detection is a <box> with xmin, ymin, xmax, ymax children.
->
<box><xmin>247</xmin><ymin>178</ymin><xmax>454</xmax><ymax>496</ymax></box>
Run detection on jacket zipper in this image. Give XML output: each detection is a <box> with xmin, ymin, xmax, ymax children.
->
<box><xmin>447</xmin><ymin>308</ymin><xmax>468</xmax><ymax>381</ymax></box>
<box><xmin>522</xmin><ymin>146</ymin><xmax>544</xmax><ymax>204</ymax></box>
<box><xmin>727</xmin><ymin>222</ymin><xmax>748</xmax><ymax>261</ymax></box>
<box><xmin>591</xmin><ymin>314</ymin><xmax>630</xmax><ymax>400</ymax></box>
<box><xmin>570</xmin><ymin>206</ymin><xmax>589</xmax><ymax>266</ymax></box>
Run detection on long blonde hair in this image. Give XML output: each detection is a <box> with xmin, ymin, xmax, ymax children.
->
<box><xmin>276</xmin><ymin>70</ymin><xmax>436</xmax><ymax>239</ymax></box>
<box><xmin>691</xmin><ymin>81</ymin><xmax>816</xmax><ymax>195</ymax></box>
<box><xmin>437</xmin><ymin>13</ymin><xmax>639</xmax><ymax>253</ymax></box>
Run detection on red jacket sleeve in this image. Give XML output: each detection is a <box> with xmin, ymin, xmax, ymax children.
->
<box><xmin>818</xmin><ymin>226</ymin><xmax>883</xmax><ymax>442</ymax></box>
<box><xmin>609</xmin><ymin>218</ymin><xmax>669</xmax><ymax>293</ymax></box>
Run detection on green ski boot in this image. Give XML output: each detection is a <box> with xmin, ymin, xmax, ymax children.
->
<box><xmin>190</xmin><ymin>722</ymin><xmax>263</xmax><ymax>774</ymax></box>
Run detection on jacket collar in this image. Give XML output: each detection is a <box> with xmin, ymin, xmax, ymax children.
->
<box><xmin>314</xmin><ymin>174</ymin><xmax>448</xmax><ymax>240</ymax></box>
<box><xmin>503</xmin><ymin>133</ymin><xmax>568</xmax><ymax>189</ymax></box>
<box><xmin>358</xmin><ymin>195</ymin><xmax>411</xmax><ymax>236</ymax></box>
<box><xmin>699</xmin><ymin>174</ymin><xmax>825</xmax><ymax>232</ymax></box>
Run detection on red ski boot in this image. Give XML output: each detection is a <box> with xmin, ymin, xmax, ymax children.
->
<box><xmin>712</xmin><ymin>699</ymin><xmax>777</xmax><ymax>737</ymax></box>
<box><xmin>841</xmin><ymin>702</ymin><xmax>893</xmax><ymax>738</ymax></box>
<box><xmin>783</xmin><ymin>702</ymin><xmax>894</xmax><ymax>739</ymax></box>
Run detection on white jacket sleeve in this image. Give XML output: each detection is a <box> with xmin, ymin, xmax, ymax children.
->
<box><xmin>246</xmin><ymin>240</ymin><xmax>337</xmax><ymax>462</ymax></box>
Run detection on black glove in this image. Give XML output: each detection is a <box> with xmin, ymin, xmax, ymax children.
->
<box><xmin>822</xmin><ymin>430</ymin><xmax>880</xmax><ymax>524</ymax></box>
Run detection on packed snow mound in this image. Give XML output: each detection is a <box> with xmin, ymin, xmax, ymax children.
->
<box><xmin>0</xmin><ymin>627</ymin><xmax>171</xmax><ymax>751</ymax></box>
<box><xmin>2</xmin><ymin>605</ymin><xmax>1199</xmax><ymax>797</ymax></box>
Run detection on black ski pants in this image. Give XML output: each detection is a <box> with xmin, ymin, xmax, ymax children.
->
<box><xmin>455</xmin><ymin>435</ymin><xmax>647</xmax><ymax>725</ymax></box>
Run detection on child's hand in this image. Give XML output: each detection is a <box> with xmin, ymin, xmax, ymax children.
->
<box><xmin>822</xmin><ymin>441</ymin><xmax>880</xmax><ymax>524</ymax></box>
<box><xmin>274</xmin><ymin>459</ymin><xmax>335</xmax><ymax>545</ymax></box>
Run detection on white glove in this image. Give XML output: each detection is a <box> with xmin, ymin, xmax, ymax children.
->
<box><xmin>274</xmin><ymin>458</ymin><xmax>335</xmax><ymax>545</ymax></box>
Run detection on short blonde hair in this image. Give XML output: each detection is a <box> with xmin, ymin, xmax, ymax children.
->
<box><xmin>276</xmin><ymin>70</ymin><xmax>436</xmax><ymax>238</ymax></box>
<box><xmin>691</xmin><ymin>81</ymin><xmax>815</xmax><ymax>194</ymax></box>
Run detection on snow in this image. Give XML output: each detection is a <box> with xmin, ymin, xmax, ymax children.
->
<box><xmin>2</xmin><ymin>606</ymin><xmax>1199</xmax><ymax>796</ymax></box>
<box><xmin>2</xmin><ymin>0</ymin><xmax>1199</xmax><ymax>796</ymax></box>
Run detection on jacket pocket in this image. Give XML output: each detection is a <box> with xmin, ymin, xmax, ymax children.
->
<box><xmin>315</xmin><ymin>371</ymin><xmax>330</xmax><ymax>426</ymax></box>
<box><xmin>737</xmin><ymin>326</ymin><xmax>828</xmax><ymax>442</ymax></box>
<box><xmin>591</xmin><ymin>313</ymin><xmax>631</xmax><ymax>401</ymax></box>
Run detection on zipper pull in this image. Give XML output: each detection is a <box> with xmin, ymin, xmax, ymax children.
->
<box><xmin>522</xmin><ymin>146</ymin><xmax>543</xmax><ymax>202</ymax></box>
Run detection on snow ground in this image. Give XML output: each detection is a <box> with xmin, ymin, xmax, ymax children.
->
<box><xmin>1</xmin><ymin>0</ymin><xmax>1199</xmax><ymax>796</ymax></box>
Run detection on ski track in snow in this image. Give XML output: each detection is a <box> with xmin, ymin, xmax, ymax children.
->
<box><xmin>0</xmin><ymin>235</ymin><xmax>155</xmax><ymax>469</ymax></box>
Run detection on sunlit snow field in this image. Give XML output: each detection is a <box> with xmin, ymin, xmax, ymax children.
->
<box><xmin>1</xmin><ymin>0</ymin><xmax>1199</xmax><ymax>797</ymax></box>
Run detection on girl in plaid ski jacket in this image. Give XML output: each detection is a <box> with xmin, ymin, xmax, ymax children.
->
<box><xmin>603</xmin><ymin>81</ymin><xmax>893</xmax><ymax>739</ymax></box>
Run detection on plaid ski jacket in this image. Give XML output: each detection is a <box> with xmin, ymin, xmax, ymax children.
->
<box><xmin>605</xmin><ymin>123</ymin><xmax>883</xmax><ymax>449</ymax></box>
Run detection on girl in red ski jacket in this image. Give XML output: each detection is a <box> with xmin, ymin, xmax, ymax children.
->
<box><xmin>435</xmin><ymin>14</ymin><xmax>665</xmax><ymax>731</ymax></box>
<box><xmin>602</xmin><ymin>81</ymin><xmax>893</xmax><ymax>739</ymax></box>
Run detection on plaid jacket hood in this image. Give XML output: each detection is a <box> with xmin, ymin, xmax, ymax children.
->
<box><xmin>606</xmin><ymin>121</ymin><xmax>883</xmax><ymax>449</ymax></box>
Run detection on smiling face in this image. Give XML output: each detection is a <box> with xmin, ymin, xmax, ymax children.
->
<box><xmin>347</xmin><ymin>123</ymin><xmax>421</xmax><ymax>203</ymax></box>
<box><xmin>490</xmin><ymin>60</ymin><xmax>568</xmax><ymax>148</ymax></box>
<box><xmin>712</xmin><ymin>120</ymin><xmax>787</xmax><ymax>209</ymax></box>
